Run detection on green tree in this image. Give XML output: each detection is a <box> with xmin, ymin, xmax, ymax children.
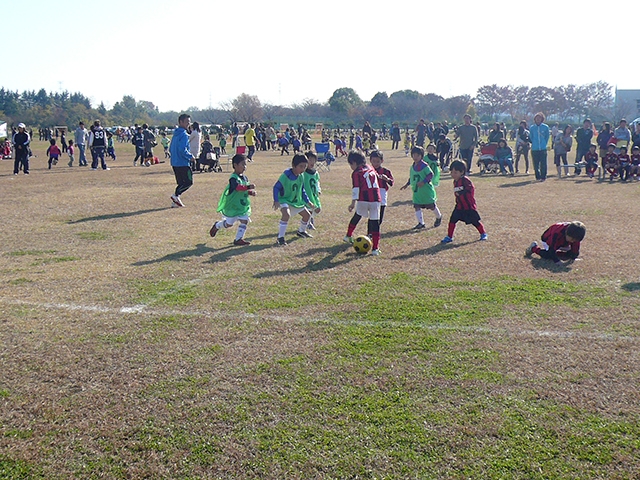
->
<box><xmin>329</xmin><ymin>87</ymin><xmax>363</xmax><ymax>114</ymax></box>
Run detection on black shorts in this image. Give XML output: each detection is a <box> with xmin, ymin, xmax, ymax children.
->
<box><xmin>450</xmin><ymin>209</ymin><xmax>481</xmax><ymax>225</ymax></box>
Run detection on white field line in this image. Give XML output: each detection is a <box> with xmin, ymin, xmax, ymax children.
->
<box><xmin>2</xmin><ymin>298</ymin><xmax>637</xmax><ymax>342</ymax></box>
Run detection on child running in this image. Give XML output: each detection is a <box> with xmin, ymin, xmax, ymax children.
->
<box><xmin>344</xmin><ymin>150</ymin><xmax>382</xmax><ymax>256</ymax></box>
<box><xmin>303</xmin><ymin>150</ymin><xmax>322</xmax><ymax>231</ymax></box>
<box><xmin>400</xmin><ymin>146</ymin><xmax>442</xmax><ymax>229</ymax></box>
<box><xmin>209</xmin><ymin>154</ymin><xmax>255</xmax><ymax>246</ymax></box>
<box><xmin>67</xmin><ymin>139</ymin><xmax>75</xmax><ymax>167</ymax></box>
<box><xmin>441</xmin><ymin>160</ymin><xmax>487</xmax><ymax>243</ymax></box>
<box><xmin>106</xmin><ymin>131</ymin><xmax>117</xmax><ymax>161</ymax></box>
<box><xmin>161</xmin><ymin>132</ymin><xmax>171</xmax><ymax>158</ymax></box>
<box><xmin>525</xmin><ymin>221</ymin><xmax>586</xmax><ymax>265</ymax></box>
<box><xmin>370</xmin><ymin>150</ymin><xmax>394</xmax><ymax>226</ymax></box>
<box><xmin>273</xmin><ymin>153</ymin><xmax>315</xmax><ymax>246</ymax></box>
<box><xmin>46</xmin><ymin>139</ymin><xmax>61</xmax><ymax>169</ymax></box>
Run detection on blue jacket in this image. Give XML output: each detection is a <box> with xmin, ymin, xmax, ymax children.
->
<box><xmin>169</xmin><ymin>127</ymin><xmax>192</xmax><ymax>167</ymax></box>
<box><xmin>529</xmin><ymin>123</ymin><xmax>550</xmax><ymax>151</ymax></box>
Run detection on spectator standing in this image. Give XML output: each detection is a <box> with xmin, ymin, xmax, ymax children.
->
<box><xmin>515</xmin><ymin>120</ymin><xmax>531</xmax><ymax>174</ymax></box>
<box><xmin>13</xmin><ymin>123</ymin><xmax>30</xmax><ymax>175</ymax></box>
<box><xmin>530</xmin><ymin>112</ymin><xmax>550</xmax><ymax>181</ymax></box>
<box><xmin>613</xmin><ymin>119</ymin><xmax>631</xmax><ymax>153</ymax></box>
<box><xmin>74</xmin><ymin>121</ymin><xmax>89</xmax><ymax>166</ymax></box>
<box><xmin>455</xmin><ymin>114</ymin><xmax>478</xmax><ymax>174</ymax></box>
<box><xmin>189</xmin><ymin>121</ymin><xmax>202</xmax><ymax>168</ymax></box>
<box><xmin>169</xmin><ymin>114</ymin><xmax>195</xmax><ymax>207</ymax></box>
<box><xmin>391</xmin><ymin>122</ymin><xmax>401</xmax><ymax>150</ymax></box>
<box><xmin>574</xmin><ymin>119</ymin><xmax>593</xmax><ymax>175</ymax></box>
<box><xmin>415</xmin><ymin>119</ymin><xmax>428</xmax><ymax>147</ymax></box>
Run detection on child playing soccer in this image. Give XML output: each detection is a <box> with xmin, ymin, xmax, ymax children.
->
<box><xmin>67</xmin><ymin>139</ymin><xmax>75</xmax><ymax>167</ymax></box>
<box><xmin>209</xmin><ymin>154</ymin><xmax>256</xmax><ymax>246</ymax></box>
<box><xmin>303</xmin><ymin>150</ymin><xmax>322</xmax><ymax>231</ymax></box>
<box><xmin>273</xmin><ymin>153</ymin><xmax>315</xmax><ymax>246</ymax></box>
<box><xmin>344</xmin><ymin>150</ymin><xmax>382</xmax><ymax>255</ymax></box>
<box><xmin>106</xmin><ymin>131</ymin><xmax>117</xmax><ymax>161</ymax></box>
<box><xmin>603</xmin><ymin>143</ymin><xmax>619</xmax><ymax>181</ymax></box>
<box><xmin>585</xmin><ymin>144</ymin><xmax>599</xmax><ymax>178</ymax></box>
<box><xmin>441</xmin><ymin>160</ymin><xmax>487</xmax><ymax>243</ymax></box>
<box><xmin>46</xmin><ymin>138</ymin><xmax>61</xmax><ymax>169</ymax></box>
<box><xmin>425</xmin><ymin>144</ymin><xmax>441</xmax><ymax>187</ymax></box>
<box><xmin>400</xmin><ymin>146</ymin><xmax>442</xmax><ymax>229</ymax></box>
<box><xmin>630</xmin><ymin>145</ymin><xmax>640</xmax><ymax>180</ymax></box>
<box><xmin>370</xmin><ymin>150</ymin><xmax>394</xmax><ymax>226</ymax></box>
<box><xmin>525</xmin><ymin>221</ymin><xmax>586</xmax><ymax>265</ymax></box>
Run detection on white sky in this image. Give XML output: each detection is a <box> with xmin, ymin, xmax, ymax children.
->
<box><xmin>3</xmin><ymin>0</ymin><xmax>635</xmax><ymax>112</ymax></box>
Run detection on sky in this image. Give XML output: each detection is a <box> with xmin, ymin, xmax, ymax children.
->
<box><xmin>2</xmin><ymin>0</ymin><xmax>636</xmax><ymax>113</ymax></box>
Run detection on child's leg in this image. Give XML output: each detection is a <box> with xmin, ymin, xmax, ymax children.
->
<box><xmin>472</xmin><ymin>221</ymin><xmax>486</xmax><ymax>235</ymax></box>
<box><xmin>346</xmin><ymin>213</ymin><xmax>362</xmax><ymax>237</ymax></box>
<box><xmin>298</xmin><ymin>209</ymin><xmax>311</xmax><ymax>232</ymax></box>
<box><xmin>415</xmin><ymin>207</ymin><xmax>424</xmax><ymax>226</ymax></box>
<box><xmin>278</xmin><ymin>207</ymin><xmax>290</xmax><ymax>238</ymax></box>
<box><xmin>379</xmin><ymin>205</ymin><xmax>385</xmax><ymax>225</ymax></box>
<box><xmin>447</xmin><ymin>220</ymin><xmax>457</xmax><ymax>238</ymax></box>
<box><xmin>235</xmin><ymin>220</ymin><xmax>248</xmax><ymax>241</ymax></box>
<box><xmin>48</xmin><ymin>157</ymin><xmax>53</xmax><ymax>169</ymax></box>
<box><xmin>368</xmin><ymin>219</ymin><xmax>380</xmax><ymax>250</ymax></box>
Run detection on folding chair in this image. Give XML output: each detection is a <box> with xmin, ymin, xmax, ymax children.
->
<box><xmin>315</xmin><ymin>142</ymin><xmax>331</xmax><ymax>172</ymax></box>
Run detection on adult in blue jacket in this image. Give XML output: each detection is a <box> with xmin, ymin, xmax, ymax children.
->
<box><xmin>169</xmin><ymin>113</ymin><xmax>195</xmax><ymax>207</ymax></box>
<box><xmin>529</xmin><ymin>112</ymin><xmax>550</xmax><ymax>181</ymax></box>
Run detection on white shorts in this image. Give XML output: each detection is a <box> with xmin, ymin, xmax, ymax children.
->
<box><xmin>280</xmin><ymin>204</ymin><xmax>307</xmax><ymax>216</ymax></box>
<box><xmin>356</xmin><ymin>201</ymin><xmax>381</xmax><ymax>220</ymax></box>
<box><xmin>380</xmin><ymin>189</ymin><xmax>388</xmax><ymax>206</ymax></box>
<box><xmin>223</xmin><ymin>215</ymin><xmax>250</xmax><ymax>226</ymax></box>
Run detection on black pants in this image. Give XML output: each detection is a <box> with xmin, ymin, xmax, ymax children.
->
<box><xmin>14</xmin><ymin>152</ymin><xmax>29</xmax><ymax>174</ymax></box>
<box><xmin>173</xmin><ymin>166</ymin><xmax>193</xmax><ymax>196</ymax></box>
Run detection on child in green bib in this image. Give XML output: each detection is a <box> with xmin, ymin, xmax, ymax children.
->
<box><xmin>400</xmin><ymin>146</ymin><xmax>443</xmax><ymax>229</ymax></box>
<box><xmin>303</xmin><ymin>150</ymin><xmax>322</xmax><ymax>231</ymax></box>
<box><xmin>209</xmin><ymin>154</ymin><xmax>256</xmax><ymax>246</ymax></box>
<box><xmin>272</xmin><ymin>154</ymin><xmax>315</xmax><ymax>246</ymax></box>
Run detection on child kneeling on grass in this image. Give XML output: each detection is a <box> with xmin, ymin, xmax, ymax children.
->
<box><xmin>525</xmin><ymin>221</ymin><xmax>585</xmax><ymax>265</ymax></box>
<box><xmin>442</xmin><ymin>160</ymin><xmax>487</xmax><ymax>243</ymax></box>
<box><xmin>273</xmin><ymin>154</ymin><xmax>315</xmax><ymax>246</ymax></box>
<box><xmin>209</xmin><ymin>154</ymin><xmax>256</xmax><ymax>246</ymax></box>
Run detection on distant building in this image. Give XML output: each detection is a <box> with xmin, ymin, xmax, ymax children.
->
<box><xmin>615</xmin><ymin>89</ymin><xmax>640</xmax><ymax>119</ymax></box>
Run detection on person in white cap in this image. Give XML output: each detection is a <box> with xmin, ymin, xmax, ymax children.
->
<box><xmin>13</xmin><ymin>123</ymin><xmax>31</xmax><ymax>175</ymax></box>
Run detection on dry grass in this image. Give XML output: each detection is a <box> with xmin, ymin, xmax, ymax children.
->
<box><xmin>1</xmin><ymin>138</ymin><xmax>639</xmax><ymax>478</ymax></box>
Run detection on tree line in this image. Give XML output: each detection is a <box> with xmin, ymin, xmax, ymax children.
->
<box><xmin>0</xmin><ymin>82</ymin><xmax>622</xmax><ymax>130</ymax></box>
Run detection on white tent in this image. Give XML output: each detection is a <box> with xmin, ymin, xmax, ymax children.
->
<box><xmin>0</xmin><ymin>122</ymin><xmax>7</xmax><ymax>140</ymax></box>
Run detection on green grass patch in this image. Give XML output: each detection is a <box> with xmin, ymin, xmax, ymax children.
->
<box><xmin>31</xmin><ymin>256</ymin><xmax>78</xmax><ymax>265</ymax></box>
<box><xmin>76</xmin><ymin>231</ymin><xmax>109</xmax><ymax>240</ymax></box>
<box><xmin>0</xmin><ymin>455</ymin><xmax>39</xmax><ymax>479</ymax></box>
<box><xmin>7</xmin><ymin>249</ymin><xmax>56</xmax><ymax>256</ymax></box>
<box><xmin>133</xmin><ymin>279</ymin><xmax>198</xmax><ymax>307</ymax></box>
<box><xmin>7</xmin><ymin>278</ymin><xmax>32</xmax><ymax>285</ymax></box>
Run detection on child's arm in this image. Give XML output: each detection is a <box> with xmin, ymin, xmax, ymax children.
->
<box><xmin>272</xmin><ymin>180</ymin><xmax>283</xmax><ymax>210</ymax></box>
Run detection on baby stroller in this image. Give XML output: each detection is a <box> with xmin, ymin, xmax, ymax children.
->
<box><xmin>477</xmin><ymin>142</ymin><xmax>500</xmax><ymax>174</ymax></box>
<box><xmin>197</xmin><ymin>145</ymin><xmax>222</xmax><ymax>172</ymax></box>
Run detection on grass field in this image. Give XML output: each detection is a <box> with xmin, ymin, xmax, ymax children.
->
<box><xmin>1</xmin><ymin>137</ymin><xmax>639</xmax><ymax>479</ymax></box>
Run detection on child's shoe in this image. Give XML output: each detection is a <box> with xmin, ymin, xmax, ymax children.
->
<box><xmin>277</xmin><ymin>237</ymin><xmax>287</xmax><ymax>246</ymax></box>
<box><xmin>371</xmin><ymin>249</ymin><xmax>380</xmax><ymax>256</ymax></box>
<box><xmin>433</xmin><ymin>217</ymin><xmax>442</xmax><ymax>228</ymax></box>
<box><xmin>296</xmin><ymin>230</ymin><xmax>313</xmax><ymax>238</ymax></box>
<box><xmin>209</xmin><ymin>224</ymin><xmax>218</xmax><ymax>237</ymax></box>
<box><xmin>524</xmin><ymin>241</ymin><xmax>537</xmax><ymax>257</ymax></box>
<box><xmin>480</xmin><ymin>233</ymin><xmax>488</xmax><ymax>241</ymax></box>
<box><xmin>233</xmin><ymin>238</ymin><xmax>251</xmax><ymax>246</ymax></box>
<box><xmin>412</xmin><ymin>223</ymin><xmax>426</xmax><ymax>230</ymax></box>
<box><xmin>441</xmin><ymin>236</ymin><xmax>453</xmax><ymax>244</ymax></box>
<box><xmin>343</xmin><ymin>236</ymin><xmax>353</xmax><ymax>244</ymax></box>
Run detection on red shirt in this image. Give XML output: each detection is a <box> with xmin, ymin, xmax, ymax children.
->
<box><xmin>47</xmin><ymin>145</ymin><xmax>61</xmax><ymax>156</ymax></box>
<box><xmin>541</xmin><ymin>223</ymin><xmax>580</xmax><ymax>257</ymax></box>
<box><xmin>453</xmin><ymin>176</ymin><xmax>477</xmax><ymax>211</ymax></box>
<box><xmin>604</xmin><ymin>152</ymin><xmax>618</xmax><ymax>166</ymax></box>
<box><xmin>352</xmin><ymin>164</ymin><xmax>381</xmax><ymax>202</ymax></box>
<box><xmin>631</xmin><ymin>153</ymin><xmax>640</xmax><ymax>165</ymax></box>
<box><xmin>374</xmin><ymin>166</ymin><xmax>394</xmax><ymax>191</ymax></box>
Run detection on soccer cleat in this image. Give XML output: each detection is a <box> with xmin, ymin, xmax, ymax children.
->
<box><xmin>480</xmin><ymin>233</ymin><xmax>488</xmax><ymax>241</ymax></box>
<box><xmin>209</xmin><ymin>224</ymin><xmax>218</xmax><ymax>237</ymax></box>
<box><xmin>441</xmin><ymin>236</ymin><xmax>453</xmax><ymax>244</ymax></box>
<box><xmin>307</xmin><ymin>222</ymin><xmax>316</xmax><ymax>230</ymax></box>
<box><xmin>525</xmin><ymin>241</ymin><xmax>537</xmax><ymax>258</ymax></box>
<box><xmin>412</xmin><ymin>223</ymin><xmax>426</xmax><ymax>230</ymax></box>
<box><xmin>133</xmin><ymin>161</ymin><xmax>137</xmax><ymax>167</ymax></box>
<box><xmin>343</xmin><ymin>236</ymin><xmax>353</xmax><ymax>244</ymax></box>
<box><xmin>171</xmin><ymin>202</ymin><xmax>180</xmax><ymax>208</ymax></box>
<box><xmin>434</xmin><ymin>217</ymin><xmax>442</xmax><ymax>228</ymax></box>
<box><xmin>104</xmin><ymin>167</ymin><xmax>110</xmax><ymax>171</ymax></box>
<box><xmin>91</xmin><ymin>167</ymin><xmax>98</xmax><ymax>170</ymax></box>
<box><xmin>371</xmin><ymin>249</ymin><xmax>380</xmax><ymax>256</ymax></box>
<box><xmin>277</xmin><ymin>237</ymin><xmax>287</xmax><ymax>246</ymax></box>
<box><xmin>296</xmin><ymin>230</ymin><xmax>313</xmax><ymax>238</ymax></box>
<box><xmin>233</xmin><ymin>238</ymin><xmax>251</xmax><ymax>246</ymax></box>
<box><xmin>170</xmin><ymin>195</ymin><xmax>184</xmax><ymax>207</ymax></box>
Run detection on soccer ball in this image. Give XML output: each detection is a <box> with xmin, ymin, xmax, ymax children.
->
<box><xmin>353</xmin><ymin>235</ymin><xmax>372</xmax><ymax>254</ymax></box>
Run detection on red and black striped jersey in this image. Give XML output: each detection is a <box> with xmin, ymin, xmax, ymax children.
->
<box><xmin>352</xmin><ymin>164</ymin><xmax>381</xmax><ymax>202</ymax></box>
<box><xmin>453</xmin><ymin>176</ymin><xmax>477</xmax><ymax>211</ymax></box>
<box><xmin>541</xmin><ymin>223</ymin><xmax>580</xmax><ymax>257</ymax></box>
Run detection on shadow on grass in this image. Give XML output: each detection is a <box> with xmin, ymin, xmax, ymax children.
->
<box><xmin>621</xmin><ymin>282</ymin><xmax>640</xmax><ymax>292</ymax></box>
<box><xmin>528</xmin><ymin>258</ymin><xmax>572</xmax><ymax>272</ymax></box>
<box><xmin>498</xmin><ymin>180</ymin><xmax>536</xmax><ymax>188</ymax></box>
<box><xmin>68</xmin><ymin>207</ymin><xmax>169</xmax><ymax>224</ymax></box>
<box><xmin>392</xmin><ymin>240</ymin><xmax>473</xmax><ymax>260</ymax></box>
<box><xmin>133</xmin><ymin>243</ymin><xmax>215</xmax><ymax>265</ymax></box>
<box><xmin>254</xmin><ymin>243</ymin><xmax>357</xmax><ymax>278</ymax></box>
<box><xmin>390</xmin><ymin>200</ymin><xmax>414</xmax><ymax>207</ymax></box>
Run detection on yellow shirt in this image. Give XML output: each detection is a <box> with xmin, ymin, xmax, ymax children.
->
<box><xmin>244</xmin><ymin>128</ymin><xmax>256</xmax><ymax>147</ymax></box>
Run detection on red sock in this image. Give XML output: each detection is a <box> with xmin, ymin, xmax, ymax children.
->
<box><xmin>447</xmin><ymin>223</ymin><xmax>456</xmax><ymax>237</ymax></box>
<box><xmin>532</xmin><ymin>246</ymin><xmax>541</xmax><ymax>255</ymax></box>
<box><xmin>475</xmin><ymin>222</ymin><xmax>486</xmax><ymax>235</ymax></box>
<box><xmin>347</xmin><ymin>223</ymin><xmax>357</xmax><ymax>237</ymax></box>
<box><xmin>371</xmin><ymin>232</ymin><xmax>380</xmax><ymax>250</ymax></box>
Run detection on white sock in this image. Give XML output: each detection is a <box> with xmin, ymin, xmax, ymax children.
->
<box><xmin>235</xmin><ymin>223</ymin><xmax>247</xmax><ymax>240</ymax></box>
<box><xmin>278</xmin><ymin>221</ymin><xmax>288</xmax><ymax>238</ymax></box>
<box><xmin>415</xmin><ymin>210</ymin><xmax>424</xmax><ymax>224</ymax></box>
<box><xmin>434</xmin><ymin>206</ymin><xmax>442</xmax><ymax>219</ymax></box>
<box><xmin>215</xmin><ymin>220</ymin><xmax>226</xmax><ymax>230</ymax></box>
<box><xmin>299</xmin><ymin>220</ymin><xmax>308</xmax><ymax>232</ymax></box>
